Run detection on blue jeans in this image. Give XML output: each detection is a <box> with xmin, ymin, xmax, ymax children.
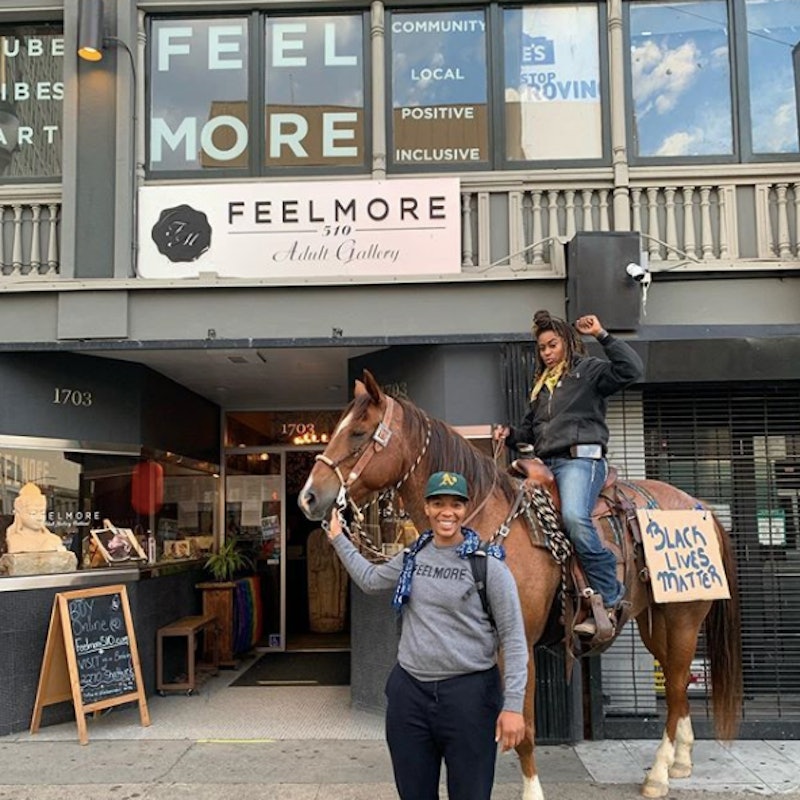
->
<box><xmin>546</xmin><ymin>456</ymin><xmax>625</xmax><ymax>607</ymax></box>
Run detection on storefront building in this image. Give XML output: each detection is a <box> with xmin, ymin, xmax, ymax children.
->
<box><xmin>0</xmin><ymin>0</ymin><xmax>799</xmax><ymax>739</ymax></box>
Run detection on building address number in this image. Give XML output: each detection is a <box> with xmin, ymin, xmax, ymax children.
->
<box><xmin>53</xmin><ymin>388</ymin><xmax>93</xmax><ymax>407</ymax></box>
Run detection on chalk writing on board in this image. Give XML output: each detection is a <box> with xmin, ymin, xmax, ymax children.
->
<box><xmin>67</xmin><ymin>593</ymin><xmax>137</xmax><ymax>704</ymax></box>
<box><xmin>643</xmin><ymin>519</ymin><xmax>725</xmax><ymax>595</ymax></box>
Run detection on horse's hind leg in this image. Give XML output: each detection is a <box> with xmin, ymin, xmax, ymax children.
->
<box><xmin>637</xmin><ymin>606</ymin><xmax>706</xmax><ymax>798</ymax></box>
<box><xmin>669</xmin><ymin>715</ymin><xmax>694</xmax><ymax>778</ymax></box>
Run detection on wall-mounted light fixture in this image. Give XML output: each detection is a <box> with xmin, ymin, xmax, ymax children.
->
<box><xmin>78</xmin><ymin>0</ymin><xmax>105</xmax><ymax>62</ymax></box>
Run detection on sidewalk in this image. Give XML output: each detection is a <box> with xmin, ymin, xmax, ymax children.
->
<box><xmin>1</xmin><ymin>656</ymin><xmax>798</xmax><ymax>799</ymax></box>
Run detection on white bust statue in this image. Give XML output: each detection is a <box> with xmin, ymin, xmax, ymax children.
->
<box><xmin>5</xmin><ymin>483</ymin><xmax>65</xmax><ymax>554</ymax></box>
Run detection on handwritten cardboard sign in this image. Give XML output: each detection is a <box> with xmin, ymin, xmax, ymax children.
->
<box><xmin>637</xmin><ymin>509</ymin><xmax>731</xmax><ymax>603</ymax></box>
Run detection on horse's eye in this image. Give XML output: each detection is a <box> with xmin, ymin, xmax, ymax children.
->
<box><xmin>351</xmin><ymin>429</ymin><xmax>368</xmax><ymax>439</ymax></box>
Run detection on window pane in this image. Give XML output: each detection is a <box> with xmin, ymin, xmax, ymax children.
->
<box><xmin>391</xmin><ymin>10</ymin><xmax>488</xmax><ymax>168</ymax></box>
<box><xmin>0</xmin><ymin>26</ymin><xmax>63</xmax><ymax>179</ymax></box>
<box><xmin>745</xmin><ymin>0</ymin><xmax>800</xmax><ymax>154</ymax></box>
<box><xmin>265</xmin><ymin>15</ymin><xmax>365</xmax><ymax>168</ymax></box>
<box><xmin>504</xmin><ymin>5</ymin><xmax>602</xmax><ymax>162</ymax></box>
<box><xmin>629</xmin><ymin>1</ymin><xmax>732</xmax><ymax>157</ymax></box>
<box><xmin>149</xmin><ymin>18</ymin><xmax>249</xmax><ymax>172</ymax></box>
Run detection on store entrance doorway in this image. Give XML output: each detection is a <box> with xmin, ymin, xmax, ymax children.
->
<box><xmin>285</xmin><ymin>450</ymin><xmax>350</xmax><ymax>652</ymax></box>
<box><xmin>286</xmin><ymin>450</ymin><xmax>350</xmax><ymax>650</ymax></box>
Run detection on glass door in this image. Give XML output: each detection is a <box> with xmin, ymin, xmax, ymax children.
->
<box><xmin>224</xmin><ymin>449</ymin><xmax>285</xmax><ymax>649</ymax></box>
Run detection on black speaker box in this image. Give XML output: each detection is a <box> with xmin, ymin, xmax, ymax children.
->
<box><xmin>566</xmin><ymin>231</ymin><xmax>642</xmax><ymax>331</ymax></box>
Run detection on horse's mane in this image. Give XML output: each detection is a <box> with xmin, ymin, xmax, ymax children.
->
<box><xmin>394</xmin><ymin>396</ymin><xmax>518</xmax><ymax>507</ymax></box>
<box><xmin>345</xmin><ymin>391</ymin><xmax>518</xmax><ymax>506</ymax></box>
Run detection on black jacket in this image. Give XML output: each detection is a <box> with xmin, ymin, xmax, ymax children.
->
<box><xmin>507</xmin><ymin>335</ymin><xmax>643</xmax><ymax>459</ymax></box>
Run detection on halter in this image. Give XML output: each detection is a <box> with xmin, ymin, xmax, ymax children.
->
<box><xmin>316</xmin><ymin>395</ymin><xmax>432</xmax><ymax>559</ymax></box>
<box><xmin>315</xmin><ymin>395</ymin><xmax>396</xmax><ymax>495</ymax></box>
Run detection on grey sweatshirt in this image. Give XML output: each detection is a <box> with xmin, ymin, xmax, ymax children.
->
<box><xmin>331</xmin><ymin>532</ymin><xmax>528</xmax><ymax>714</ymax></box>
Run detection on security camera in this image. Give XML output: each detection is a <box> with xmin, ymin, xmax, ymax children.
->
<box><xmin>626</xmin><ymin>262</ymin><xmax>649</xmax><ymax>283</ymax></box>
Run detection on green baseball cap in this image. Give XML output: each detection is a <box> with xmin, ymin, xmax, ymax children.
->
<box><xmin>424</xmin><ymin>471</ymin><xmax>469</xmax><ymax>501</ymax></box>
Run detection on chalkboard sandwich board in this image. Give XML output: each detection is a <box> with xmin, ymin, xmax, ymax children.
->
<box><xmin>30</xmin><ymin>584</ymin><xmax>150</xmax><ymax>744</ymax></box>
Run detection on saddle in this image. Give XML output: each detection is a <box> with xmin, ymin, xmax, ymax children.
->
<box><xmin>510</xmin><ymin>456</ymin><xmax>645</xmax><ymax>656</ymax></box>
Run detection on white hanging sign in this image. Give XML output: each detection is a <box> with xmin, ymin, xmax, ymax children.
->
<box><xmin>137</xmin><ymin>178</ymin><xmax>461</xmax><ymax>279</ymax></box>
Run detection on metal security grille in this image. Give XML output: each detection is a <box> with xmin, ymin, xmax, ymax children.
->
<box><xmin>502</xmin><ymin>343</ymin><xmax>800</xmax><ymax>739</ymax></box>
<box><xmin>601</xmin><ymin>382</ymin><xmax>800</xmax><ymax>739</ymax></box>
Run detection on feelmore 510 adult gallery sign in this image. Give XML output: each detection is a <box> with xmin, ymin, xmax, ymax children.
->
<box><xmin>137</xmin><ymin>179</ymin><xmax>461</xmax><ymax>279</ymax></box>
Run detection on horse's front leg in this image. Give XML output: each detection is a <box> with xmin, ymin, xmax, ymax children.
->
<box><xmin>515</xmin><ymin>652</ymin><xmax>545</xmax><ymax>800</ymax></box>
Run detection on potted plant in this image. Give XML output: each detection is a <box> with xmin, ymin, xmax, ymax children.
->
<box><xmin>203</xmin><ymin>537</ymin><xmax>253</xmax><ymax>582</ymax></box>
<box><xmin>197</xmin><ymin>538</ymin><xmax>254</xmax><ymax>667</ymax></box>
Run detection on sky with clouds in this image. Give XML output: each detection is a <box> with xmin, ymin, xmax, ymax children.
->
<box><xmin>630</xmin><ymin>0</ymin><xmax>800</xmax><ymax>157</ymax></box>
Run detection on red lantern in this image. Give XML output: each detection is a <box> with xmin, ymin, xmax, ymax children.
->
<box><xmin>131</xmin><ymin>460</ymin><xmax>164</xmax><ymax>515</ymax></box>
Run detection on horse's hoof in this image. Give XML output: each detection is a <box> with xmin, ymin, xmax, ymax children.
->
<box><xmin>669</xmin><ymin>762</ymin><xmax>692</xmax><ymax>779</ymax></box>
<box><xmin>640</xmin><ymin>778</ymin><xmax>669</xmax><ymax>798</ymax></box>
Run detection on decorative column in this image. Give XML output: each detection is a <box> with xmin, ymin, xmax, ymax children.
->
<box><xmin>371</xmin><ymin>2</ymin><xmax>387</xmax><ymax>178</ymax></box>
<box><xmin>607</xmin><ymin>0</ymin><xmax>630</xmax><ymax>230</ymax></box>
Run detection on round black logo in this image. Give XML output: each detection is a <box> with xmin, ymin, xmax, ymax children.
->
<box><xmin>151</xmin><ymin>204</ymin><xmax>212</xmax><ymax>263</ymax></box>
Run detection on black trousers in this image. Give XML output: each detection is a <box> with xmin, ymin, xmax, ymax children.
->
<box><xmin>385</xmin><ymin>663</ymin><xmax>502</xmax><ymax>800</ymax></box>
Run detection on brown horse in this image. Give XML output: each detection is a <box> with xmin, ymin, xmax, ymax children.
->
<box><xmin>298</xmin><ymin>371</ymin><xmax>742</xmax><ymax>800</ymax></box>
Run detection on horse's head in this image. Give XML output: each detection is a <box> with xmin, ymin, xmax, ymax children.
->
<box><xmin>298</xmin><ymin>370</ymin><xmax>406</xmax><ymax>520</ymax></box>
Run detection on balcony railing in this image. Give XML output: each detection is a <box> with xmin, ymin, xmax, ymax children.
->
<box><xmin>0</xmin><ymin>186</ymin><xmax>61</xmax><ymax>279</ymax></box>
<box><xmin>2</xmin><ymin>165</ymin><xmax>800</xmax><ymax>283</ymax></box>
<box><xmin>460</xmin><ymin>164</ymin><xmax>800</xmax><ymax>275</ymax></box>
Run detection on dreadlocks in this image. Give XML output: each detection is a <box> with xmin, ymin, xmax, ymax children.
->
<box><xmin>531</xmin><ymin>309</ymin><xmax>586</xmax><ymax>381</ymax></box>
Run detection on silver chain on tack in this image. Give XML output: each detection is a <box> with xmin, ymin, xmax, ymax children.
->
<box><xmin>334</xmin><ymin>416</ymin><xmax>433</xmax><ymax>563</ymax></box>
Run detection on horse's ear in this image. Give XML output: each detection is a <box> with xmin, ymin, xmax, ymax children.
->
<box><xmin>354</xmin><ymin>379</ymin><xmax>366</xmax><ymax>397</ymax></box>
<box><xmin>362</xmin><ymin>370</ymin><xmax>383</xmax><ymax>404</ymax></box>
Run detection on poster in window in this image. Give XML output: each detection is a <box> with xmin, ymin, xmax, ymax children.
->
<box><xmin>391</xmin><ymin>10</ymin><xmax>489</xmax><ymax>167</ymax></box>
<box><xmin>504</xmin><ymin>5</ymin><xmax>602</xmax><ymax>161</ymax></box>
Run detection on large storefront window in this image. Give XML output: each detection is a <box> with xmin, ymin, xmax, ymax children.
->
<box><xmin>503</xmin><ymin>5</ymin><xmax>602</xmax><ymax>162</ymax></box>
<box><xmin>0</xmin><ymin>445</ymin><xmax>219</xmax><ymax>575</ymax></box>
<box><xmin>745</xmin><ymin>0</ymin><xmax>800</xmax><ymax>155</ymax></box>
<box><xmin>629</xmin><ymin>0</ymin><xmax>733</xmax><ymax>158</ymax></box>
<box><xmin>0</xmin><ymin>25</ymin><xmax>63</xmax><ymax>179</ymax></box>
<box><xmin>390</xmin><ymin>10</ymin><xmax>489</xmax><ymax>169</ymax></box>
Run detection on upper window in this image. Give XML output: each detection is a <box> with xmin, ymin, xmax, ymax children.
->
<box><xmin>628</xmin><ymin>0</ymin><xmax>800</xmax><ymax>161</ymax></box>
<box><xmin>265</xmin><ymin>15</ymin><xmax>365</xmax><ymax>168</ymax></box>
<box><xmin>0</xmin><ymin>25</ymin><xmax>63</xmax><ymax>180</ymax></box>
<box><xmin>149</xmin><ymin>17</ymin><xmax>250</xmax><ymax>172</ymax></box>
<box><xmin>148</xmin><ymin>13</ymin><xmax>367</xmax><ymax>175</ymax></box>
<box><xmin>745</xmin><ymin>0</ymin><xmax>800</xmax><ymax>154</ymax></box>
<box><xmin>503</xmin><ymin>5</ymin><xmax>603</xmax><ymax>162</ymax></box>
<box><xmin>390</xmin><ymin>10</ymin><xmax>490</xmax><ymax>169</ymax></box>
<box><xmin>629</xmin><ymin>1</ymin><xmax>733</xmax><ymax>158</ymax></box>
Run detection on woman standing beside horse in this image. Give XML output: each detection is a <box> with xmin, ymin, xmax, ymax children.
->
<box><xmin>496</xmin><ymin>310</ymin><xmax>643</xmax><ymax>639</ymax></box>
<box><xmin>325</xmin><ymin>470</ymin><xmax>529</xmax><ymax>800</ymax></box>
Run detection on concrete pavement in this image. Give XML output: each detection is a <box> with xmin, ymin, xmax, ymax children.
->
<box><xmin>1</xmin><ymin>656</ymin><xmax>798</xmax><ymax>799</ymax></box>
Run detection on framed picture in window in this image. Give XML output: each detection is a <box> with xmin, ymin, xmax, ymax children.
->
<box><xmin>91</xmin><ymin>524</ymin><xmax>146</xmax><ymax>564</ymax></box>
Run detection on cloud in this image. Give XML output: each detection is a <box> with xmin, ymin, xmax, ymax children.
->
<box><xmin>752</xmin><ymin>101</ymin><xmax>798</xmax><ymax>153</ymax></box>
<box><xmin>631</xmin><ymin>39</ymin><xmax>702</xmax><ymax>117</ymax></box>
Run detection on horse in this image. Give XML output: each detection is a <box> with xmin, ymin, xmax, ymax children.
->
<box><xmin>298</xmin><ymin>370</ymin><xmax>742</xmax><ymax>800</ymax></box>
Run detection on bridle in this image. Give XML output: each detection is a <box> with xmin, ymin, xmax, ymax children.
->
<box><xmin>315</xmin><ymin>395</ymin><xmax>396</xmax><ymax>497</ymax></box>
<box><xmin>315</xmin><ymin>396</ymin><xmax>432</xmax><ymax>534</ymax></box>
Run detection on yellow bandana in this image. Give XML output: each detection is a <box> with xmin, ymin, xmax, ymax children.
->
<box><xmin>530</xmin><ymin>361</ymin><xmax>566</xmax><ymax>401</ymax></box>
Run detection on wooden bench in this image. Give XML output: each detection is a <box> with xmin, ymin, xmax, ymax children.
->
<box><xmin>156</xmin><ymin>614</ymin><xmax>220</xmax><ymax>695</ymax></box>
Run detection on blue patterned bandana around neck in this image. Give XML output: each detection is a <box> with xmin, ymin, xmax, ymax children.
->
<box><xmin>391</xmin><ymin>527</ymin><xmax>505</xmax><ymax>611</ymax></box>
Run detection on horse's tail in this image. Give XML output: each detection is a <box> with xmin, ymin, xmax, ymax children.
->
<box><xmin>705</xmin><ymin>512</ymin><xmax>743</xmax><ymax>741</ymax></box>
